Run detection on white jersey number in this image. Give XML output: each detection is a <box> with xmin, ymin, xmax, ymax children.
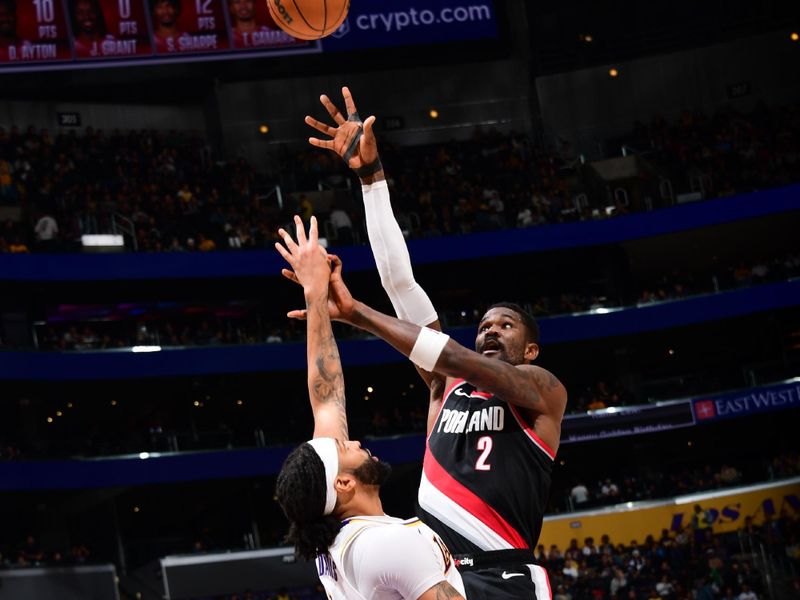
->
<box><xmin>475</xmin><ymin>435</ymin><xmax>493</xmax><ymax>471</ymax></box>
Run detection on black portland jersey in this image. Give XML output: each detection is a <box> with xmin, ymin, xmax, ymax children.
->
<box><xmin>418</xmin><ymin>378</ymin><xmax>555</xmax><ymax>554</ymax></box>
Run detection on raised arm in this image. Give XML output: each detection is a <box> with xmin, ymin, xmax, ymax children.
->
<box><xmin>276</xmin><ymin>216</ymin><xmax>348</xmax><ymax>441</ymax></box>
<box><xmin>306</xmin><ymin>88</ymin><xmax>444</xmax><ymax>396</ymax></box>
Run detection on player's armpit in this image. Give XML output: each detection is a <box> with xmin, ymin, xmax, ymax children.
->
<box><xmin>417</xmin><ymin>581</ymin><xmax>464</xmax><ymax>600</ymax></box>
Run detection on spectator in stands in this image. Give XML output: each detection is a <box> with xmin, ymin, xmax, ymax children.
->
<box><xmin>563</xmin><ymin>556</ymin><xmax>579</xmax><ymax>580</ymax></box>
<box><xmin>599</xmin><ymin>534</ymin><xmax>614</xmax><ymax>556</ymax></box>
<box><xmin>571</xmin><ymin>481</ymin><xmax>590</xmax><ymax>508</ymax></box>
<box><xmin>198</xmin><ymin>234</ymin><xmax>216</xmax><ymax>252</ymax></box>
<box><xmin>656</xmin><ymin>574</ymin><xmax>675</xmax><ymax>598</ymax></box>
<box><xmin>0</xmin><ymin>157</ymin><xmax>16</xmax><ymax>203</ymax></box>
<box><xmin>8</xmin><ymin>234</ymin><xmax>28</xmax><ymax>253</ymax></box>
<box><xmin>33</xmin><ymin>210</ymin><xmax>59</xmax><ymax>251</ymax></box>
<box><xmin>718</xmin><ymin>464</ymin><xmax>741</xmax><ymax>486</ymax></box>
<box><xmin>737</xmin><ymin>583</ymin><xmax>758</xmax><ymax>600</ymax></box>
<box><xmin>692</xmin><ymin>504</ymin><xmax>714</xmax><ymax>547</ymax></box>
<box><xmin>587</xmin><ymin>395</ymin><xmax>607</xmax><ymax>411</ymax></box>
<box><xmin>553</xmin><ymin>584</ymin><xmax>571</xmax><ymax>600</ymax></box>
<box><xmin>581</xmin><ymin>537</ymin><xmax>598</xmax><ymax>559</ymax></box>
<box><xmin>516</xmin><ymin>202</ymin><xmax>534</xmax><ymax>227</ymax></box>
<box><xmin>751</xmin><ymin>260</ymin><xmax>770</xmax><ymax>284</ymax></box>
<box><xmin>610</xmin><ymin>567</ymin><xmax>628</xmax><ymax>596</ymax></box>
<box><xmin>19</xmin><ymin>535</ymin><xmax>44</xmax><ymax>565</ymax></box>
<box><xmin>328</xmin><ymin>203</ymin><xmax>353</xmax><ymax>245</ymax></box>
<box><xmin>600</xmin><ymin>478</ymin><xmax>620</xmax><ymax>503</ymax></box>
<box><xmin>298</xmin><ymin>195</ymin><xmax>313</xmax><ymax>223</ymax></box>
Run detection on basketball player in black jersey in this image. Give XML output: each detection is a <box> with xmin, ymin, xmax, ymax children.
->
<box><xmin>288</xmin><ymin>88</ymin><xmax>569</xmax><ymax>600</ymax></box>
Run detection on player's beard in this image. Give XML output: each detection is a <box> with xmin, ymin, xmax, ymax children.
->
<box><xmin>352</xmin><ymin>456</ymin><xmax>392</xmax><ymax>486</ymax></box>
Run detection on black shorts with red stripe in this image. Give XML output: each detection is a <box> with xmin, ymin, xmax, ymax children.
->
<box><xmin>459</xmin><ymin>563</ymin><xmax>552</xmax><ymax>600</ymax></box>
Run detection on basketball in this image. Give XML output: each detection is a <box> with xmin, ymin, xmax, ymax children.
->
<box><xmin>268</xmin><ymin>0</ymin><xmax>350</xmax><ymax>40</ymax></box>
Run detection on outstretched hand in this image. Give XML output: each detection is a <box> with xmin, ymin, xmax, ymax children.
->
<box><xmin>274</xmin><ymin>216</ymin><xmax>330</xmax><ymax>299</ymax></box>
<box><xmin>282</xmin><ymin>253</ymin><xmax>356</xmax><ymax>324</ymax></box>
<box><xmin>305</xmin><ymin>86</ymin><xmax>379</xmax><ymax>171</ymax></box>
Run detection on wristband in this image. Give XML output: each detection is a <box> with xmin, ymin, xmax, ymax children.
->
<box><xmin>409</xmin><ymin>327</ymin><xmax>450</xmax><ymax>372</ymax></box>
<box><xmin>354</xmin><ymin>158</ymin><xmax>383</xmax><ymax>179</ymax></box>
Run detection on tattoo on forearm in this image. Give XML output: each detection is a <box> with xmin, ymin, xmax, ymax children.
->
<box><xmin>432</xmin><ymin>581</ymin><xmax>462</xmax><ymax>599</ymax></box>
<box><xmin>531</xmin><ymin>368</ymin><xmax>561</xmax><ymax>397</ymax></box>
<box><xmin>309</xmin><ymin>302</ymin><xmax>348</xmax><ymax>438</ymax></box>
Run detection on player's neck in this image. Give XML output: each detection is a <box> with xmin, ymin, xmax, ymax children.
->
<box><xmin>336</xmin><ymin>487</ymin><xmax>383</xmax><ymax>519</ymax></box>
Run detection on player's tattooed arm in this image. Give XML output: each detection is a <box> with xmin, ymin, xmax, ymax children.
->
<box><xmin>307</xmin><ymin>298</ymin><xmax>349</xmax><ymax>440</ymax></box>
<box><xmin>275</xmin><ymin>215</ymin><xmax>349</xmax><ymax>441</ymax></box>
<box><xmin>418</xmin><ymin>581</ymin><xmax>464</xmax><ymax>600</ymax></box>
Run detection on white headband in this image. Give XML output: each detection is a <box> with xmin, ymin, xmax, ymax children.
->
<box><xmin>306</xmin><ymin>437</ymin><xmax>339</xmax><ymax>516</ymax></box>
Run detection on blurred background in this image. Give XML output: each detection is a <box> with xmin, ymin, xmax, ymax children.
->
<box><xmin>0</xmin><ymin>0</ymin><xmax>799</xmax><ymax>598</ymax></box>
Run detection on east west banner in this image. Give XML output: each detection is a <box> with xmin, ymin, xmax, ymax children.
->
<box><xmin>692</xmin><ymin>378</ymin><xmax>800</xmax><ymax>423</ymax></box>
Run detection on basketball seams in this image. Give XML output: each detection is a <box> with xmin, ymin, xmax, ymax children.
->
<box><xmin>267</xmin><ymin>1</ymin><xmax>318</xmax><ymax>38</ymax></box>
<box><xmin>292</xmin><ymin>0</ymin><xmax>324</xmax><ymax>33</ymax></box>
<box><xmin>269</xmin><ymin>0</ymin><xmax>349</xmax><ymax>40</ymax></box>
<box><xmin>325</xmin><ymin>0</ymin><xmax>348</xmax><ymax>35</ymax></box>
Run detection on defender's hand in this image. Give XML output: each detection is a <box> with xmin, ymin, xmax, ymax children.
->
<box><xmin>275</xmin><ymin>216</ymin><xmax>329</xmax><ymax>299</ymax></box>
<box><xmin>282</xmin><ymin>254</ymin><xmax>356</xmax><ymax>324</ymax></box>
<box><xmin>305</xmin><ymin>86</ymin><xmax>379</xmax><ymax>170</ymax></box>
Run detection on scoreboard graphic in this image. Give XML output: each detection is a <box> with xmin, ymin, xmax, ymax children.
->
<box><xmin>150</xmin><ymin>0</ymin><xmax>230</xmax><ymax>55</ymax></box>
<box><xmin>0</xmin><ymin>0</ymin><xmax>498</xmax><ymax>70</ymax></box>
<box><xmin>67</xmin><ymin>0</ymin><xmax>151</xmax><ymax>59</ymax></box>
<box><xmin>0</xmin><ymin>0</ymin><xmax>72</xmax><ymax>63</ymax></box>
<box><xmin>226</xmin><ymin>0</ymin><xmax>306</xmax><ymax>50</ymax></box>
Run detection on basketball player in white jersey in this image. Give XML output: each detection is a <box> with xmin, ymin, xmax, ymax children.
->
<box><xmin>274</xmin><ymin>216</ymin><xmax>466</xmax><ymax>600</ymax></box>
<box><xmin>296</xmin><ymin>88</ymin><xmax>568</xmax><ymax>600</ymax></box>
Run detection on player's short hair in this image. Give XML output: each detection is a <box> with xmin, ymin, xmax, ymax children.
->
<box><xmin>150</xmin><ymin>0</ymin><xmax>181</xmax><ymax>13</ymax></box>
<box><xmin>275</xmin><ymin>443</ymin><xmax>341</xmax><ymax>560</ymax></box>
<box><xmin>486</xmin><ymin>301</ymin><xmax>540</xmax><ymax>344</ymax></box>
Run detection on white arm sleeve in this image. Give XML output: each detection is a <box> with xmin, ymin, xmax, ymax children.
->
<box><xmin>345</xmin><ymin>526</ymin><xmax>448</xmax><ymax>600</ymax></box>
<box><xmin>361</xmin><ymin>180</ymin><xmax>438</xmax><ymax>327</ymax></box>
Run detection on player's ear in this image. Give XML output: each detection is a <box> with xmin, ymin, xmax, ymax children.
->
<box><xmin>524</xmin><ymin>342</ymin><xmax>540</xmax><ymax>362</ymax></box>
<box><xmin>334</xmin><ymin>473</ymin><xmax>356</xmax><ymax>494</ymax></box>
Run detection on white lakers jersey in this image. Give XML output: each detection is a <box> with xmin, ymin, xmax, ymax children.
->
<box><xmin>316</xmin><ymin>515</ymin><xmax>466</xmax><ymax>600</ymax></box>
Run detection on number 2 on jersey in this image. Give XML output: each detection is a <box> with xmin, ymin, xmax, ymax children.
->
<box><xmin>475</xmin><ymin>435</ymin><xmax>493</xmax><ymax>471</ymax></box>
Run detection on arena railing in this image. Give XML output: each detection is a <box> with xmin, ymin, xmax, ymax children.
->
<box><xmin>0</xmin><ymin>378</ymin><xmax>796</xmax><ymax>490</ymax></box>
<box><xmin>3</xmin><ymin>279</ymin><xmax>798</xmax><ymax>380</ymax></box>
<box><xmin>0</xmin><ymin>184</ymin><xmax>797</xmax><ymax>282</ymax></box>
